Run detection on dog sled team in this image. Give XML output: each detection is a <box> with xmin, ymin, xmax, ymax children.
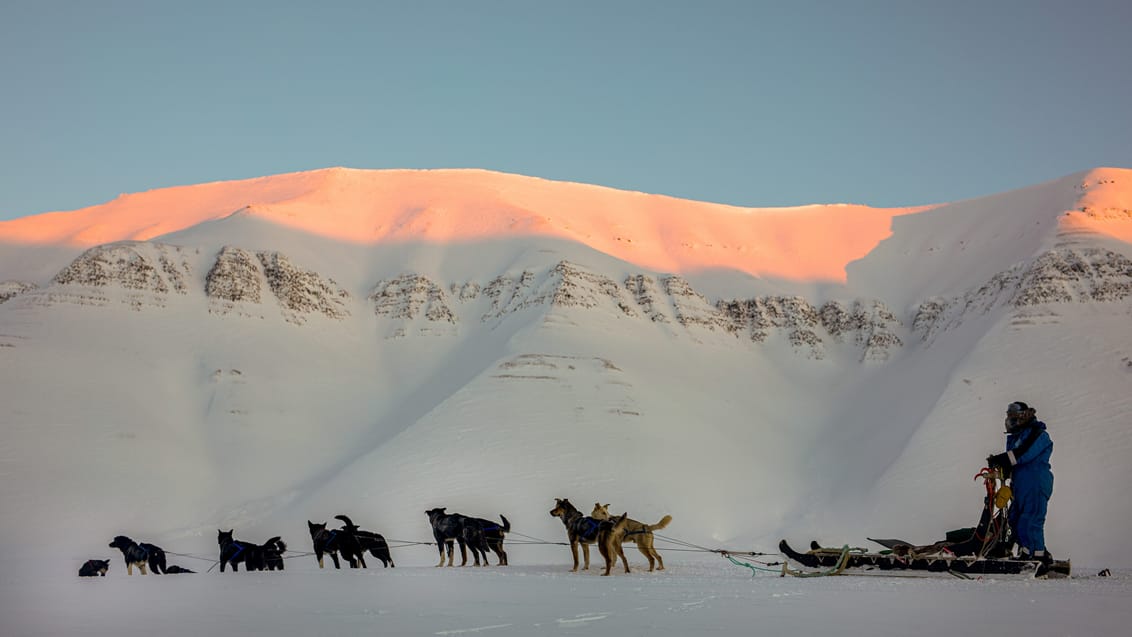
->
<box><xmin>84</xmin><ymin>501</ymin><xmax>670</xmax><ymax>578</ymax></box>
<box><xmin>82</xmin><ymin>399</ymin><xmax>1063</xmax><ymax>579</ymax></box>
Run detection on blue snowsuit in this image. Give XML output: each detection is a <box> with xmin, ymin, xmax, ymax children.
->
<box><xmin>1005</xmin><ymin>420</ymin><xmax>1053</xmax><ymax>554</ymax></box>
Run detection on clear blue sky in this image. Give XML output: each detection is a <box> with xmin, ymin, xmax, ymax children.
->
<box><xmin>2</xmin><ymin>0</ymin><xmax>1131</xmax><ymax>220</ymax></box>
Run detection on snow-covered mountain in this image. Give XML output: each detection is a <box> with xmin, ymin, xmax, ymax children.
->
<box><xmin>1</xmin><ymin>166</ymin><xmax>1130</xmax><ymax>569</ymax></box>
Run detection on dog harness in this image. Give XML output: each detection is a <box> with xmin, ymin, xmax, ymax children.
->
<box><xmin>227</xmin><ymin>541</ymin><xmax>246</xmax><ymax>560</ymax></box>
<box><xmin>577</xmin><ymin>518</ymin><xmax>600</xmax><ymax>541</ymax></box>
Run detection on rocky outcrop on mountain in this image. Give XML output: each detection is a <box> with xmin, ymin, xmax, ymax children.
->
<box><xmin>819</xmin><ymin>300</ymin><xmax>904</xmax><ymax>361</ymax></box>
<box><xmin>33</xmin><ymin>238</ymin><xmax>1125</xmax><ymax>362</ymax></box>
<box><xmin>362</xmin><ymin>259</ymin><xmax>906</xmax><ymax>359</ymax></box>
<box><xmin>371</xmin><ymin>274</ymin><xmax>455</xmax><ymax>323</ymax></box>
<box><xmin>624</xmin><ymin>274</ymin><xmax>670</xmax><ymax>323</ymax></box>
<box><xmin>206</xmin><ymin>247</ymin><xmax>262</xmax><ymax>305</ymax></box>
<box><xmin>34</xmin><ymin>242</ymin><xmax>194</xmax><ymax>309</ymax></box>
<box><xmin>481</xmin><ymin>269</ymin><xmax>538</xmax><ymax>320</ymax></box>
<box><xmin>478</xmin><ymin>261</ymin><xmax>637</xmax><ymax>321</ymax></box>
<box><xmin>913</xmin><ymin>247</ymin><xmax>1132</xmax><ymax>342</ymax></box>
<box><xmin>1013</xmin><ymin>248</ymin><xmax>1132</xmax><ymax>305</ymax></box>
<box><xmin>549</xmin><ymin>262</ymin><xmax>638</xmax><ymax>316</ymax></box>
<box><xmin>717</xmin><ymin>296</ymin><xmax>903</xmax><ymax>360</ymax></box>
<box><xmin>206</xmin><ymin>246</ymin><xmax>350</xmax><ymax>323</ymax></box>
<box><xmin>718</xmin><ymin>296</ymin><xmax>818</xmax><ymax>344</ymax></box>
<box><xmin>621</xmin><ymin>273</ymin><xmax>732</xmax><ymax>330</ymax></box>
<box><xmin>0</xmin><ymin>281</ymin><xmax>36</xmax><ymax>304</ymax></box>
<box><xmin>52</xmin><ymin>242</ymin><xmax>193</xmax><ymax>295</ymax></box>
<box><xmin>663</xmin><ymin>275</ymin><xmax>732</xmax><ymax>331</ymax></box>
<box><xmin>258</xmin><ymin>252</ymin><xmax>350</xmax><ymax>323</ymax></box>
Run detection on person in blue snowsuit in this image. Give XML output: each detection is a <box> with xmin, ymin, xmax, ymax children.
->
<box><xmin>987</xmin><ymin>401</ymin><xmax>1054</xmax><ymax>572</ymax></box>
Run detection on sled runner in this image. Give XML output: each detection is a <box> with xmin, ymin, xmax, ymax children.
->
<box><xmin>779</xmin><ymin>539</ymin><xmax>1070</xmax><ymax>578</ymax></box>
<box><xmin>779</xmin><ymin>467</ymin><xmax>1070</xmax><ymax>578</ymax></box>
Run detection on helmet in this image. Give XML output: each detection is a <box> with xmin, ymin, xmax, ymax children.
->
<box><xmin>1005</xmin><ymin>401</ymin><xmax>1034</xmax><ymax>431</ymax></box>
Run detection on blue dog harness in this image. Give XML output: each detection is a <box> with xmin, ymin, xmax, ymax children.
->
<box><xmin>578</xmin><ymin>518</ymin><xmax>600</xmax><ymax>541</ymax></box>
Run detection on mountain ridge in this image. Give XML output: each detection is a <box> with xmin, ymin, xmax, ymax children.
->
<box><xmin>1</xmin><ymin>167</ymin><xmax>1130</xmax><ymax>566</ymax></box>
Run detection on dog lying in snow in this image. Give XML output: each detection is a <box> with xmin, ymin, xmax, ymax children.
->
<box><xmin>79</xmin><ymin>559</ymin><xmax>110</xmax><ymax>577</ymax></box>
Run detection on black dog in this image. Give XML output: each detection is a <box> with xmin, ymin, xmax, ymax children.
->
<box><xmin>307</xmin><ymin>520</ymin><xmax>366</xmax><ymax>569</ymax></box>
<box><xmin>425</xmin><ymin>507</ymin><xmax>472</xmax><ymax>567</ymax></box>
<box><xmin>79</xmin><ymin>559</ymin><xmax>110</xmax><ymax>577</ymax></box>
<box><xmin>468</xmin><ymin>514</ymin><xmax>510</xmax><ymax>566</ymax></box>
<box><xmin>109</xmin><ymin>535</ymin><xmax>167</xmax><ymax>575</ymax></box>
<box><xmin>335</xmin><ymin>515</ymin><xmax>395</xmax><ymax>568</ymax></box>
<box><xmin>425</xmin><ymin>508</ymin><xmax>510</xmax><ymax>567</ymax></box>
<box><xmin>262</xmin><ymin>536</ymin><xmax>287</xmax><ymax>571</ymax></box>
<box><xmin>217</xmin><ymin>529</ymin><xmax>267</xmax><ymax>572</ymax></box>
<box><xmin>164</xmin><ymin>565</ymin><xmax>195</xmax><ymax>574</ymax></box>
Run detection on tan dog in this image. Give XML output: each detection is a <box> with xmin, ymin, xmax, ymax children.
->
<box><xmin>597</xmin><ymin>512</ymin><xmax>632</xmax><ymax>576</ymax></box>
<box><xmin>591</xmin><ymin>503</ymin><xmax>672</xmax><ymax>572</ymax></box>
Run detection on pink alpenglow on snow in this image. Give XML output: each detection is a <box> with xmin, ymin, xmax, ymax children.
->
<box><xmin>0</xmin><ymin>167</ymin><xmax>935</xmax><ymax>283</ymax></box>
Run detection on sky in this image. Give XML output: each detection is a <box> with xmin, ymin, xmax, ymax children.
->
<box><xmin>2</xmin><ymin>0</ymin><xmax>1132</xmax><ymax>220</ymax></box>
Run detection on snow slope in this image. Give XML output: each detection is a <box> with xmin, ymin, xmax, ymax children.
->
<box><xmin>1</xmin><ymin>167</ymin><xmax>1131</xmax><ymax>635</ymax></box>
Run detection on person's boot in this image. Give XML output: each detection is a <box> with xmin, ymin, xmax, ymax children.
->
<box><xmin>1034</xmin><ymin>551</ymin><xmax>1054</xmax><ymax>578</ymax></box>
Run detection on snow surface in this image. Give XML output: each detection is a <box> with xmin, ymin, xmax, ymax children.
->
<box><xmin>1</xmin><ymin>167</ymin><xmax>1131</xmax><ymax>635</ymax></box>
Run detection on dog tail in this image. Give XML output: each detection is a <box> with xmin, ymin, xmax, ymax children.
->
<box><xmin>499</xmin><ymin>514</ymin><xmax>511</xmax><ymax>533</ymax></box>
<box><xmin>149</xmin><ymin>547</ymin><xmax>167</xmax><ymax>574</ymax></box>
<box><xmin>334</xmin><ymin>514</ymin><xmax>359</xmax><ymax>530</ymax></box>
<box><xmin>265</xmin><ymin>536</ymin><xmax>287</xmax><ymax>552</ymax></box>
<box><xmin>647</xmin><ymin>515</ymin><xmax>673</xmax><ymax>532</ymax></box>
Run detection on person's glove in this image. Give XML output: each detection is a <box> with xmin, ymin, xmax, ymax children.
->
<box><xmin>986</xmin><ymin>453</ymin><xmax>1010</xmax><ymax>470</ymax></box>
<box><xmin>994</xmin><ymin>485</ymin><xmax>1013</xmax><ymax>509</ymax></box>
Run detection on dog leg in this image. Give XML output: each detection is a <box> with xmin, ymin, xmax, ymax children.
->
<box><xmin>127</xmin><ymin>562</ymin><xmax>133</xmax><ymax>576</ymax></box>
<box><xmin>493</xmin><ymin>542</ymin><xmax>508</xmax><ymax>566</ymax></box>
<box><xmin>140</xmin><ymin>563</ymin><xmax>148</xmax><ymax>575</ymax></box>
<box><xmin>637</xmin><ymin>544</ymin><xmax>656</xmax><ymax>571</ymax></box>
<box><xmin>316</xmin><ymin>550</ymin><xmax>324</xmax><ymax>569</ymax></box>
<box><xmin>580</xmin><ymin>542</ymin><xmax>591</xmax><ymax>570</ymax></box>
<box><xmin>618</xmin><ymin>545</ymin><xmax>630</xmax><ymax>573</ymax></box>
<box><xmin>569</xmin><ymin>540</ymin><xmax>580</xmax><ymax>571</ymax></box>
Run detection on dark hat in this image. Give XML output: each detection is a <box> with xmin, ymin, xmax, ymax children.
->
<box><xmin>1006</xmin><ymin>401</ymin><xmax>1030</xmax><ymax>414</ymax></box>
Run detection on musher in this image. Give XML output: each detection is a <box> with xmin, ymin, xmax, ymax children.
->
<box><xmin>987</xmin><ymin>401</ymin><xmax>1054</xmax><ymax>576</ymax></box>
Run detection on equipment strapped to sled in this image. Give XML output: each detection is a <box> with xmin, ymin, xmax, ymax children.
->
<box><xmin>778</xmin><ymin>466</ymin><xmax>1070</xmax><ymax>578</ymax></box>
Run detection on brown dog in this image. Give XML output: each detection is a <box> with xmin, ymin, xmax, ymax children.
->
<box><xmin>591</xmin><ymin>503</ymin><xmax>672</xmax><ymax>572</ymax></box>
<box><xmin>597</xmin><ymin>512</ymin><xmax>632</xmax><ymax>576</ymax></box>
